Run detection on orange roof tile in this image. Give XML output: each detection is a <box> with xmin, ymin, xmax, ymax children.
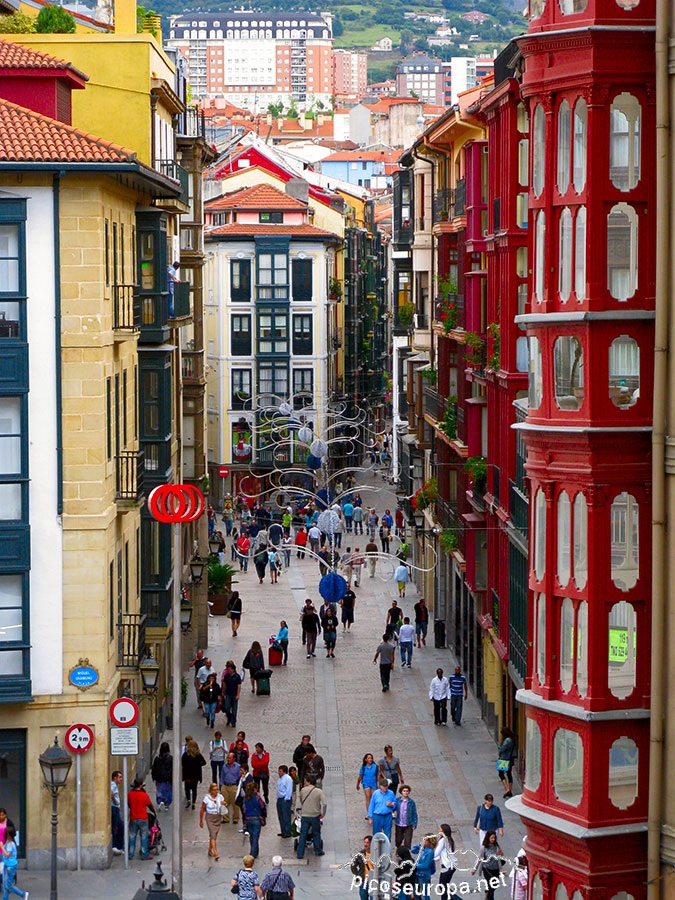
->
<box><xmin>0</xmin><ymin>98</ymin><xmax>136</xmax><ymax>163</ymax></box>
<box><xmin>206</xmin><ymin>223</ymin><xmax>337</xmax><ymax>239</ymax></box>
<box><xmin>0</xmin><ymin>39</ymin><xmax>88</xmax><ymax>80</ymax></box>
<box><xmin>205</xmin><ymin>183</ymin><xmax>307</xmax><ymax>211</ymax></box>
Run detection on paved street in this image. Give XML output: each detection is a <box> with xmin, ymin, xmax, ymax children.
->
<box><xmin>19</xmin><ymin>473</ymin><xmax>522</xmax><ymax>899</ymax></box>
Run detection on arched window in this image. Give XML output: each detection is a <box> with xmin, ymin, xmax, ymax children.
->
<box><xmin>560</xmin><ymin>596</ymin><xmax>574</xmax><ymax>692</ymax></box>
<box><xmin>518</xmin><ymin>139</ymin><xmax>529</xmax><ymax>187</ymax></box>
<box><xmin>530</xmin><ymin>0</ymin><xmax>546</xmax><ymax>19</ymax></box>
<box><xmin>574</xmin><ymin>207</ymin><xmax>586</xmax><ymax>300</ymax></box>
<box><xmin>516</xmin><ymin>247</ymin><xmax>528</xmax><ymax>277</ymax></box>
<box><xmin>533</xmin><ymin>105</ymin><xmax>545</xmax><ymax>198</ymax></box>
<box><xmin>532</xmin><ymin>875</ymin><xmax>543</xmax><ymax>900</ymax></box>
<box><xmin>557</xmin><ymin>491</ymin><xmax>571</xmax><ymax>587</ymax></box>
<box><xmin>536</xmin><ymin>592</ymin><xmax>546</xmax><ymax>685</ymax></box>
<box><xmin>529</xmin><ymin>337</ymin><xmax>543</xmax><ymax>409</ymax></box>
<box><xmin>535</xmin><ymin>211</ymin><xmax>546</xmax><ymax>302</ymax></box>
<box><xmin>607</xmin><ymin>203</ymin><xmax>638</xmax><ymax>301</ymax></box>
<box><xmin>577</xmin><ymin>600</ymin><xmax>588</xmax><ymax>697</ymax></box>
<box><xmin>555</xmin><ymin>885</ymin><xmax>569</xmax><ymax>900</ymax></box>
<box><xmin>610</xmin><ymin>93</ymin><xmax>641</xmax><ymax>191</ymax></box>
<box><xmin>557</xmin><ymin>100</ymin><xmax>571</xmax><ymax>194</ymax></box>
<box><xmin>517</xmin><ymin>102</ymin><xmax>529</xmax><ymax>133</ymax></box>
<box><xmin>609</xmin><ymin>736</ymin><xmax>638</xmax><ymax>808</ymax></box>
<box><xmin>609</xmin><ymin>336</ymin><xmax>640</xmax><ymax>408</ymax></box>
<box><xmin>526</xmin><ymin>717</ymin><xmax>542</xmax><ymax>790</ymax></box>
<box><xmin>573</xmin><ymin>492</ymin><xmax>588</xmax><ymax>589</ymax></box>
<box><xmin>558</xmin><ymin>208</ymin><xmax>573</xmax><ymax>302</ymax></box>
<box><xmin>553</xmin><ymin>728</ymin><xmax>584</xmax><ymax>805</ymax></box>
<box><xmin>554</xmin><ymin>336</ymin><xmax>584</xmax><ymax>410</ymax></box>
<box><xmin>535</xmin><ymin>490</ymin><xmax>547</xmax><ymax>580</ymax></box>
<box><xmin>610</xmin><ymin>492</ymin><xmax>639</xmax><ymax>590</ymax></box>
<box><xmin>573</xmin><ymin>98</ymin><xmax>587</xmax><ymax>193</ymax></box>
<box><xmin>608</xmin><ymin>600</ymin><xmax>637</xmax><ymax>699</ymax></box>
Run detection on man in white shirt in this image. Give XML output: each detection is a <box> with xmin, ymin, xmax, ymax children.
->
<box><xmin>308</xmin><ymin>524</ymin><xmax>322</xmax><ymax>556</ymax></box>
<box><xmin>429</xmin><ymin>667</ymin><xmax>450</xmax><ymax>726</ymax></box>
<box><xmin>198</xmin><ymin>658</ymin><xmax>217</xmax><ymax>694</ymax></box>
<box><xmin>276</xmin><ymin>765</ymin><xmax>294</xmax><ymax>838</ymax></box>
<box><xmin>398</xmin><ymin>617</ymin><xmax>416</xmax><ymax>668</ymax></box>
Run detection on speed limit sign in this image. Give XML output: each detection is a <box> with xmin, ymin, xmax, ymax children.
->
<box><xmin>65</xmin><ymin>723</ymin><xmax>94</xmax><ymax>754</ymax></box>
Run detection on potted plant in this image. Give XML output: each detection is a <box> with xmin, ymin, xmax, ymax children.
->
<box><xmin>464</xmin><ymin>456</ymin><xmax>488</xmax><ymax>492</ymax></box>
<box><xmin>398</xmin><ymin>302</ymin><xmax>415</xmax><ymax>326</ymax></box>
<box><xmin>207</xmin><ymin>561</ymin><xmax>237</xmax><ymax>615</ymax></box>
<box><xmin>421</xmin><ymin>367</ymin><xmax>437</xmax><ymax>386</ymax></box>
<box><xmin>329</xmin><ymin>277</ymin><xmax>342</xmax><ymax>301</ymax></box>
<box><xmin>440</xmin><ymin>529</ymin><xmax>458</xmax><ymax>554</ymax></box>
<box><xmin>464</xmin><ymin>331</ymin><xmax>484</xmax><ymax>367</ymax></box>
<box><xmin>487</xmin><ymin>322</ymin><xmax>501</xmax><ymax>370</ymax></box>
<box><xmin>440</xmin><ymin>399</ymin><xmax>458</xmax><ymax>439</ymax></box>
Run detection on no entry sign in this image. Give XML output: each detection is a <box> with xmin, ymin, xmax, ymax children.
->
<box><xmin>65</xmin><ymin>724</ymin><xmax>94</xmax><ymax>754</ymax></box>
<box><xmin>218</xmin><ymin>466</ymin><xmax>229</xmax><ymax>478</ymax></box>
<box><xmin>110</xmin><ymin>697</ymin><xmax>139</xmax><ymax>727</ymax></box>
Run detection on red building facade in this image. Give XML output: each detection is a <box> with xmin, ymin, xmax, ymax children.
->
<box><xmin>509</xmin><ymin>0</ymin><xmax>656</xmax><ymax>893</ymax></box>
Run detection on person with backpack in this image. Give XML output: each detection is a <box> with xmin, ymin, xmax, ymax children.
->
<box><xmin>254</xmin><ymin>544</ymin><xmax>268</xmax><ymax>584</ymax></box>
<box><xmin>209</xmin><ymin>732</ymin><xmax>226</xmax><ymax>786</ymax></box>
<box><xmin>242</xmin><ymin>641</ymin><xmax>265</xmax><ymax>694</ymax></box>
<box><xmin>268</xmin><ymin>546</ymin><xmax>280</xmax><ymax>584</ymax></box>
<box><xmin>497</xmin><ymin>727</ymin><xmax>517</xmax><ymax>798</ymax></box>
<box><xmin>151</xmin><ymin>741</ymin><xmax>173</xmax><ymax>809</ymax></box>
<box><xmin>260</xmin><ymin>856</ymin><xmax>295</xmax><ymax>900</ymax></box>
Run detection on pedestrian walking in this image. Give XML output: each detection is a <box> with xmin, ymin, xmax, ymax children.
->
<box><xmin>200</xmin><ymin>782</ymin><xmax>227</xmax><ymax>860</ymax></box>
<box><xmin>253</xmin><ymin>543</ymin><xmax>268</xmax><ymax>583</ymax></box>
<box><xmin>231</xmin><ymin>526</ymin><xmax>240</xmax><ymax>563</ymax></box>
<box><xmin>296</xmin><ymin>777</ymin><xmax>327</xmax><ymax>858</ymax></box>
<box><xmin>321</xmin><ymin>606</ymin><xmax>339</xmax><ymax>658</ymax></box>
<box><xmin>393</xmin><ymin>845</ymin><xmax>416</xmax><ymax>894</ymax></box>
<box><xmin>340</xmin><ymin>586</ymin><xmax>356</xmax><ymax>630</ymax></box>
<box><xmin>379</xmin><ymin>745</ymin><xmax>403</xmax><ymax>795</ymax></box>
<box><xmin>299</xmin><ymin>749</ymin><xmax>325</xmax><ymax>788</ymax></box>
<box><xmin>276</xmin><ymin>620</ymin><xmax>289</xmax><ymax>664</ymax></box>
<box><xmin>110</xmin><ymin>771</ymin><xmax>124</xmax><ymax>853</ymax></box>
<box><xmin>242</xmin><ymin>641</ymin><xmax>265</xmax><ymax>694</ymax></box>
<box><xmin>276</xmin><ymin>765</ymin><xmax>294</xmax><ymax>838</ymax></box>
<box><xmin>0</xmin><ymin>825</ymin><xmax>28</xmax><ymax>899</ymax></box>
<box><xmin>341</xmin><ymin>546</ymin><xmax>353</xmax><ymax>586</ymax></box>
<box><xmin>393</xmin><ymin>785</ymin><xmax>417</xmax><ymax>849</ymax></box>
<box><xmin>209</xmin><ymin>732</ymin><xmax>226</xmax><ymax>785</ymax></box>
<box><xmin>295</xmin><ymin>526</ymin><xmax>308</xmax><ymax>559</ymax></box>
<box><xmin>308</xmin><ymin>523</ymin><xmax>322</xmax><ymax>556</ymax></box>
<box><xmin>367</xmin><ymin>780</ymin><xmax>396</xmax><ymax>840</ymax></box>
<box><xmin>449</xmin><ymin>665</ymin><xmax>468</xmax><ymax>725</ymax></box>
<box><xmin>394</xmin><ymin>563</ymin><xmax>408</xmax><ymax>598</ymax></box>
<box><xmin>497</xmin><ymin>727</ymin><xmax>517</xmax><ymax>798</ymax></box>
<box><xmin>127</xmin><ymin>777</ymin><xmax>155</xmax><ymax>861</ymax></box>
<box><xmin>198</xmin><ymin>657</ymin><xmax>218</xmax><ymax>701</ymax></box>
<box><xmin>269</xmin><ymin>517</ymin><xmax>284</xmax><ymax>546</ymax></box>
<box><xmin>251</xmin><ymin>743</ymin><xmax>270</xmax><ymax>803</ymax></box>
<box><xmin>429</xmin><ymin>668</ymin><xmax>450</xmax><ymax>725</ymax></box>
<box><xmin>232</xmin><ymin>738</ymin><xmax>249</xmax><ymax>767</ymax></box>
<box><xmin>282</xmin><ymin>534</ymin><xmax>292</xmax><ymax>567</ymax></box>
<box><xmin>473</xmin><ymin>794</ymin><xmax>504</xmax><ymax>847</ymax></box>
<box><xmin>373</xmin><ymin>633</ymin><xmax>395</xmax><ymax>691</ymax></box>
<box><xmin>435</xmin><ymin>824</ymin><xmax>458</xmax><ymax>889</ymax></box>
<box><xmin>282</xmin><ymin>508</ymin><xmax>293</xmax><ymax>536</ymax></box>
<box><xmin>398</xmin><ymin>617</ymin><xmax>415</xmax><ymax>668</ymax></box>
<box><xmin>268</xmin><ymin>546</ymin><xmax>280</xmax><ymax>584</ymax></box>
<box><xmin>260</xmin><ymin>856</ymin><xmax>295</xmax><ymax>900</ymax></box>
<box><xmin>395</xmin><ymin>507</ymin><xmax>404</xmax><ymax>536</ymax></box>
<box><xmin>365</xmin><ymin>538</ymin><xmax>378</xmax><ymax>578</ymax></box>
<box><xmin>379</xmin><ymin>522</ymin><xmax>391</xmax><ymax>554</ymax></box>
<box><xmin>367</xmin><ymin>508</ymin><xmax>379</xmax><ymax>537</ymax></box>
<box><xmin>386</xmin><ymin>599</ymin><xmax>403</xmax><ymax>634</ymax></box>
<box><xmin>356</xmin><ymin>753</ymin><xmax>380</xmax><ymax>816</ymax></box>
<box><xmin>189</xmin><ymin>648</ymin><xmax>207</xmax><ymax>708</ymax></box>
<box><xmin>411</xmin><ymin>835</ymin><xmax>437</xmax><ymax>891</ymax></box>
<box><xmin>352</xmin><ymin>503</ymin><xmax>364</xmax><ymax>534</ymax></box>
<box><xmin>473</xmin><ymin>831</ymin><xmax>505</xmax><ymax>899</ymax></box>
<box><xmin>242</xmin><ymin>781</ymin><xmax>266</xmax><ymax>859</ymax></box>
<box><xmin>231</xmin><ymin>855</ymin><xmax>263</xmax><ymax>899</ymax></box>
<box><xmin>510</xmin><ymin>853</ymin><xmax>529</xmax><ymax>899</ymax></box>
<box><xmin>292</xmin><ymin>735</ymin><xmax>316</xmax><ymax>770</ymax></box>
<box><xmin>200</xmin><ymin>673</ymin><xmax>221</xmax><ymax>728</ymax></box>
<box><xmin>343</xmin><ymin>499</ymin><xmax>354</xmax><ymax>532</ymax></box>
<box><xmin>220</xmin><ymin>752</ymin><xmax>241</xmax><ymax>823</ymax></box>
<box><xmin>236</xmin><ymin>533</ymin><xmax>250</xmax><ymax>572</ymax></box>
<box><xmin>352</xmin><ymin>835</ymin><xmax>374</xmax><ymax>900</ymax></box>
<box><xmin>181</xmin><ymin>741</ymin><xmax>206</xmax><ymax>810</ymax></box>
<box><xmin>352</xmin><ymin>547</ymin><xmax>364</xmax><ymax>586</ymax></box>
<box><xmin>414</xmin><ymin>598</ymin><xmax>429</xmax><ymax>647</ymax></box>
<box><xmin>301</xmin><ymin>603</ymin><xmax>321</xmax><ymax>659</ymax></box>
<box><xmin>221</xmin><ymin>661</ymin><xmax>242</xmax><ymax>727</ymax></box>
<box><xmin>151</xmin><ymin>741</ymin><xmax>173</xmax><ymax>810</ymax></box>
<box><xmin>227</xmin><ymin>591</ymin><xmax>243</xmax><ymax>637</ymax></box>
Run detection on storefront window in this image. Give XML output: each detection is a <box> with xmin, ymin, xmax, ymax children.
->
<box><xmin>533</xmin><ymin>105</ymin><xmax>545</xmax><ymax>198</ymax></box>
<box><xmin>577</xmin><ymin>600</ymin><xmax>588</xmax><ymax>697</ymax></box>
<box><xmin>610</xmin><ymin>93</ymin><xmax>641</xmax><ymax>191</ymax></box>
<box><xmin>610</xmin><ymin>492</ymin><xmax>639</xmax><ymax>590</ymax></box>
<box><xmin>526</xmin><ymin>717</ymin><xmax>542</xmax><ymax>790</ymax></box>
<box><xmin>574</xmin><ymin>207</ymin><xmax>586</xmax><ymax>300</ymax></box>
<box><xmin>536</xmin><ymin>592</ymin><xmax>546</xmax><ymax>685</ymax></box>
<box><xmin>529</xmin><ymin>337</ymin><xmax>543</xmax><ymax>410</ymax></box>
<box><xmin>609</xmin><ymin>737</ymin><xmax>638</xmax><ymax>809</ymax></box>
<box><xmin>557</xmin><ymin>491</ymin><xmax>571</xmax><ymax>587</ymax></box>
<box><xmin>557</xmin><ymin>100</ymin><xmax>571</xmax><ymax>194</ymax></box>
<box><xmin>560</xmin><ymin>596</ymin><xmax>574</xmax><ymax>692</ymax></box>
<box><xmin>559</xmin><ymin>208</ymin><xmax>573</xmax><ymax>302</ymax></box>
<box><xmin>608</xmin><ymin>601</ymin><xmax>637</xmax><ymax>699</ymax></box>
<box><xmin>535</xmin><ymin>211</ymin><xmax>546</xmax><ymax>302</ymax></box>
<box><xmin>553</xmin><ymin>728</ymin><xmax>584</xmax><ymax>806</ymax></box>
<box><xmin>573</xmin><ymin>492</ymin><xmax>588</xmax><ymax>589</ymax></box>
<box><xmin>535</xmin><ymin>490</ymin><xmax>547</xmax><ymax>580</ymax></box>
<box><xmin>573</xmin><ymin>99</ymin><xmax>587</xmax><ymax>193</ymax></box>
<box><xmin>607</xmin><ymin>204</ymin><xmax>638</xmax><ymax>301</ymax></box>
<box><xmin>554</xmin><ymin>336</ymin><xmax>584</xmax><ymax>410</ymax></box>
<box><xmin>609</xmin><ymin>336</ymin><xmax>640</xmax><ymax>408</ymax></box>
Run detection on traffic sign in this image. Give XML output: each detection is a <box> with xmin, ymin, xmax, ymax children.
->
<box><xmin>218</xmin><ymin>466</ymin><xmax>230</xmax><ymax>478</ymax></box>
<box><xmin>110</xmin><ymin>726</ymin><xmax>139</xmax><ymax>756</ymax></box>
<box><xmin>110</xmin><ymin>697</ymin><xmax>139</xmax><ymax>727</ymax></box>
<box><xmin>65</xmin><ymin>724</ymin><xmax>94</xmax><ymax>754</ymax></box>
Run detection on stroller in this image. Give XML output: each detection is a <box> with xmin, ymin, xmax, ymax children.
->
<box><xmin>148</xmin><ymin>808</ymin><xmax>166</xmax><ymax>855</ymax></box>
<box><xmin>292</xmin><ymin>812</ymin><xmax>324</xmax><ymax>853</ymax></box>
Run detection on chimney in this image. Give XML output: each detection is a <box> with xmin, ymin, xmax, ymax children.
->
<box><xmin>317</xmin><ymin>113</ymin><xmax>324</xmax><ymax>126</ymax></box>
<box><xmin>115</xmin><ymin>0</ymin><xmax>138</xmax><ymax>33</ymax></box>
<box><xmin>277</xmin><ymin>117</ymin><xmax>284</xmax><ymax>129</ymax></box>
<box><xmin>285</xmin><ymin>178</ymin><xmax>309</xmax><ymax>204</ymax></box>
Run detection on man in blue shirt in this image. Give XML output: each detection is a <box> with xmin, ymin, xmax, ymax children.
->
<box><xmin>449</xmin><ymin>665</ymin><xmax>468</xmax><ymax>725</ymax></box>
<box><xmin>343</xmin><ymin>500</ymin><xmax>354</xmax><ymax>532</ymax></box>
<box><xmin>276</xmin><ymin>765</ymin><xmax>294</xmax><ymax>838</ymax></box>
<box><xmin>367</xmin><ymin>780</ymin><xmax>396</xmax><ymax>840</ymax></box>
<box><xmin>473</xmin><ymin>793</ymin><xmax>504</xmax><ymax>847</ymax></box>
<box><xmin>167</xmin><ymin>260</ymin><xmax>180</xmax><ymax>317</ymax></box>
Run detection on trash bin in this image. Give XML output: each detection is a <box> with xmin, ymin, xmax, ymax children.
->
<box><xmin>434</xmin><ymin>619</ymin><xmax>446</xmax><ymax>649</ymax></box>
<box><xmin>253</xmin><ymin>668</ymin><xmax>272</xmax><ymax>696</ymax></box>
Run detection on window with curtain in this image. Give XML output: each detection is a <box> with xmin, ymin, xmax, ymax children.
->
<box><xmin>609</xmin><ymin>335</ymin><xmax>640</xmax><ymax>408</ymax></box>
<box><xmin>557</xmin><ymin>100</ymin><xmax>571</xmax><ymax>194</ymax></box>
<box><xmin>558</xmin><ymin>208</ymin><xmax>573</xmax><ymax>302</ymax></box>
<box><xmin>574</xmin><ymin>207</ymin><xmax>586</xmax><ymax>300</ymax></box>
<box><xmin>535</xmin><ymin>211</ymin><xmax>546</xmax><ymax>302</ymax></box>
<box><xmin>533</xmin><ymin>105</ymin><xmax>545</xmax><ymax>197</ymax></box>
<box><xmin>573</xmin><ymin>98</ymin><xmax>587</xmax><ymax>193</ymax></box>
<box><xmin>609</xmin><ymin>93</ymin><xmax>641</xmax><ymax>191</ymax></box>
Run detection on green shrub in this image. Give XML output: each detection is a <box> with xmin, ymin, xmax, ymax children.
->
<box><xmin>0</xmin><ymin>12</ymin><xmax>36</xmax><ymax>33</ymax></box>
<box><xmin>35</xmin><ymin>6</ymin><xmax>75</xmax><ymax>33</ymax></box>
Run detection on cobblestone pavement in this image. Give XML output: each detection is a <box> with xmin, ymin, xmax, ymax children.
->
<box><xmin>19</xmin><ymin>470</ymin><xmax>523</xmax><ymax>900</ymax></box>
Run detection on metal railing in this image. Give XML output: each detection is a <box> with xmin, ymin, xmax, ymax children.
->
<box><xmin>115</xmin><ymin>450</ymin><xmax>145</xmax><ymax>502</ymax></box>
<box><xmin>436</xmin><ymin>497</ymin><xmax>458</xmax><ymax>529</ymax></box>
<box><xmin>433</xmin><ymin>186</ymin><xmax>453</xmax><ymax>223</ymax></box>
<box><xmin>493</xmin><ymin>464</ymin><xmax>501</xmax><ymax>507</ymax></box>
<box><xmin>113</xmin><ymin>284</ymin><xmax>140</xmax><ymax>332</ymax></box>
<box><xmin>170</xmin><ymin>281</ymin><xmax>191</xmax><ymax>319</ymax></box>
<box><xmin>182</xmin><ymin>350</ymin><xmax>203</xmax><ymax>383</ymax></box>
<box><xmin>454</xmin><ymin>178</ymin><xmax>466</xmax><ymax>216</ymax></box>
<box><xmin>472</xmin><ymin>479</ymin><xmax>486</xmax><ymax>511</ymax></box>
<box><xmin>177</xmin><ymin>106</ymin><xmax>206</xmax><ymax>139</ymax></box>
<box><xmin>117</xmin><ymin>613</ymin><xmax>146</xmax><ymax>668</ymax></box>
<box><xmin>509</xmin><ymin>479</ymin><xmax>529</xmax><ymax>537</ymax></box>
<box><xmin>424</xmin><ymin>385</ymin><xmax>445</xmax><ymax>422</ymax></box>
<box><xmin>157</xmin><ymin>159</ymin><xmax>189</xmax><ymax>205</ymax></box>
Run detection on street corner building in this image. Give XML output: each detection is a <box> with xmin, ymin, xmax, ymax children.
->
<box><xmin>0</xmin><ymin>6</ymin><xmax>214</xmax><ymax>869</ymax></box>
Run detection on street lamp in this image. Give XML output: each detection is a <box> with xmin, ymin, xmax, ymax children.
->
<box><xmin>139</xmin><ymin>653</ymin><xmax>160</xmax><ymax>694</ymax></box>
<box><xmin>189</xmin><ymin>556</ymin><xmax>205</xmax><ymax>584</ymax></box>
<box><xmin>132</xmin><ymin>859</ymin><xmax>180</xmax><ymax>900</ymax></box>
<box><xmin>180</xmin><ymin>599</ymin><xmax>193</xmax><ymax>633</ymax></box>
<box><xmin>39</xmin><ymin>736</ymin><xmax>72</xmax><ymax>900</ymax></box>
<box><xmin>208</xmin><ymin>537</ymin><xmax>220</xmax><ymax>556</ymax></box>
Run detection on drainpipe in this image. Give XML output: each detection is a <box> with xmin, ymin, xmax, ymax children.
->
<box><xmin>53</xmin><ymin>173</ymin><xmax>63</xmax><ymax>516</ymax></box>
<box><xmin>649</xmin><ymin>0</ymin><xmax>670</xmax><ymax>894</ymax></box>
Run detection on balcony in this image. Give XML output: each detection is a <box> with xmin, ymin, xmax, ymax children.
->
<box><xmin>180</xmin><ymin>223</ymin><xmax>203</xmax><ymax>255</ymax></box>
<box><xmin>143</xmin><ymin>588</ymin><xmax>171</xmax><ymax>627</ymax></box>
<box><xmin>140</xmin><ymin>290</ymin><xmax>169</xmax><ymax>341</ymax></box>
<box><xmin>182</xmin><ymin>349</ymin><xmax>205</xmax><ymax>386</ymax></box>
<box><xmin>113</xmin><ymin>284</ymin><xmax>140</xmax><ymax>336</ymax></box>
<box><xmin>177</xmin><ymin>106</ymin><xmax>206</xmax><ymax>139</ymax></box>
<box><xmin>157</xmin><ymin>159</ymin><xmax>189</xmax><ymax>208</ymax></box>
<box><xmin>436</xmin><ymin>497</ymin><xmax>458</xmax><ymax>529</ymax></box>
<box><xmin>117</xmin><ymin>613</ymin><xmax>147</xmax><ymax>668</ymax></box>
<box><xmin>424</xmin><ymin>385</ymin><xmax>445</xmax><ymax>423</ymax></box>
<box><xmin>169</xmin><ymin>281</ymin><xmax>191</xmax><ymax>323</ymax></box>
<box><xmin>509</xmin><ymin>479</ymin><xmax>529</xmax><ymax>537</ymax></box>
<box><xmin>116</xmin><ymin>450</ymin><xmax>144</xmax><ymax>508</ymax></box>
<box><xmin>433</xmin><ymin>187</ymin><xmax>453</xmax><ymax>223</ymax></box>
<box><xmin>454</xmin><ymin>178</ymin><xmax>466</xmax><ymax>217</ymax></box>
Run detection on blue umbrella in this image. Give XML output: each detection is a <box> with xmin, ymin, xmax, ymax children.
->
<box><xmin>319</xmin><ymin>573</ymin><xmax>348</xmax><ymax>604</ymax></box>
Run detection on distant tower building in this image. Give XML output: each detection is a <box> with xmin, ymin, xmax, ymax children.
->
<box><xmin>333</xmin><ymin>49</ymin><xmax>367</xmax><ymax>99</ymax></box>
<box><xmin>395</xmin><ymin>55</ymin><xmax>444</xmax><ymax>106</ymax></box>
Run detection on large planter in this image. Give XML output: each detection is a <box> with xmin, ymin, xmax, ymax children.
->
<box><xmin>209</xmin><ymin>590</ymin><xmax>232</xmax><ymax>615</ymax></box>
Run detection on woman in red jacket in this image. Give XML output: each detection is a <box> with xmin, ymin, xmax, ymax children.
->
<box><xmin>250</xmin><ymin>742</ymin><xmax>270</xmax><ymax>804</ymax></box>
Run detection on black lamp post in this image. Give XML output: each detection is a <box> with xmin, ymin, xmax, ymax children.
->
<box><xmin>132</xmin><ymin>859</ymin><xmax>180</xmax><ymax>900</ymax></box>
<box><xmin>208</xmin><ymin>537</ymin><xmax>220</xmax><ymax>556</ymax></box>
<box><xmin>139</xmin><ymin>653</ymin><xmax>160</xmax><ymax>694</ymax></box>
<box><xmin>39</xmin><ymin>736</ymin><xmax>72</xmax><ymax>900</ymax></box>
<box><xmin>180</xmin><ymin>599</ymin><xmax>193</xmax><ymax>633</ymax></box>
<box><xmin>189</xmin><ymin>556</ymin><xmax>205</xmax><ymax>584</ymax></box>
